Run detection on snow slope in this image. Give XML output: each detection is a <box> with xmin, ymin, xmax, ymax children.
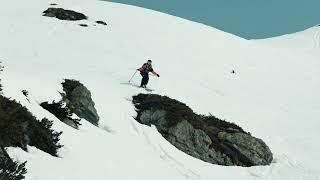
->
<box><xmin>1</xmin><ymin>0</ymin><xmax>320</xmax><ymax>179</ymax></box>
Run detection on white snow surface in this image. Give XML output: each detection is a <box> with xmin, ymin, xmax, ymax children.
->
<box><xmin>1</xmin><ymin>0</ymin><xmax>320</xmax><ymax>179</ymax></box>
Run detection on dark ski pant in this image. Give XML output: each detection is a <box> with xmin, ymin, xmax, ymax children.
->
<box><xmin>140</xmin><ymin>72</ymin><xmax>149</xmax><ymax>87</ymax></box>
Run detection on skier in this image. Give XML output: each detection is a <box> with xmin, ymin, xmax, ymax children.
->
<box><xmin>137</xmin><ymin>60</ymin><xmax>160</xmax><ymax>88</ymax></box>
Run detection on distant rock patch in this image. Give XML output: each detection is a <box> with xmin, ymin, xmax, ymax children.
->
<box><xmin>96</xmin><ymin>21</ymin><xmax>107</xmax><ymax>26</ymax></box>
<box><xmin>43</xmin><ymin>8</ymin><xmax>87</xmax><ymax>21</ymax></box>
<box><xmin>79</xmin><ymin>24</ymin><xmax>88</xmax><ymax>27</ymax></box>
<box><xmin>49</xmin><ymin>3</ymin><xmax>57</xmax><ymax>6</ymax></box>
<box><xmin>132</xmin><ymin>94</ymin><xmax>273</xmax><ymax>167</ymax></box>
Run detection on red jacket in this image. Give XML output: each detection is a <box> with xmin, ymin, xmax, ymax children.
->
<box><xmin>138</xmin><ymin>63</ymin><xmax>157</xmax><ymax>75</ymax></box>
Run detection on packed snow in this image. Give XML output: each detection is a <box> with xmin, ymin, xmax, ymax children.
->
<box><xmin>0</xmin><ymin>0</ymin><xmax>319</xmax><ymax>179</ymax></box>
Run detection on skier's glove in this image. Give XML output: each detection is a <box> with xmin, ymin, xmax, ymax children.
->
<box><xmin>157</xmin><ymin>74</ymin><xmax>160</xmax><ymax>77</ymax></box>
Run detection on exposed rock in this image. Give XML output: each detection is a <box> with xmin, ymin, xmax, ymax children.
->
<box><xmin>50</xmin><ymin>3</ymin><xmax>57</xmax><ymax>6</ymax></box>
<box><xmin>133</xmin><ymin>94</ymin><xmax>273</xmax><ymax>167</ymax></box>
<box><xmin>61</xmin><ymin>79</ymin><xmax>99</xmax><ymax>126</ymax></box>
<box><xmin>96</xmin><ymin>21</ymin><xmax>107</xmax><ymax>26</ymax></box>
<box><xmin>79</xmin><ymin>24</ymin><xmax>88</xmax><ymax>27</ymax></box>
<box><xmin>167</xmin><ymin>120</ymin><xmax>234</xmax><ymax>165</ymax></box>
<box><xmin>43</xmin><ymin>8</ymin><xmax>87</xmax><ymax>21</ymax></box>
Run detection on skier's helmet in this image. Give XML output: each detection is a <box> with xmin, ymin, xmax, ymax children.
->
<box><xmin>147</xmin><ymin>59</ymin><xmax>152</xmax><ymax>64</ymax></box>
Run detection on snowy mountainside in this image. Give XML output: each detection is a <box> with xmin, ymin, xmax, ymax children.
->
<box><xmin>0</xmin><ymin>0</ymin><xmax>320</xmax><ymax>179</ymax></box>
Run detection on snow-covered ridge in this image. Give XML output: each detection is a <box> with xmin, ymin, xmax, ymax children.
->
<box><xmin>1</xmin><ymin>0</ymin><xmax>320</xmax><ymax>179</ymax></box>
<box><xmin>255</xmin><ymin>25</ymin><xmax>320</xmax><ymax>51</ymax></box>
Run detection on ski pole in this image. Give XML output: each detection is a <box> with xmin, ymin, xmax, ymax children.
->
<box><xmin>128</xmin><ymin>70</ymin><xmax>138</xmax><ymax>83</ymax></box>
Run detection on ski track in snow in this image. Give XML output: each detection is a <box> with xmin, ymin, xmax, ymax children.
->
<box><xmin>140</xmin><ymin>127</ymin><xmax>203</xmax><ymax>180</ymax></box>
<box><xmin>158</xmin><ymin>145</ymin><xmax>202</xmax><ymax>180</ymax></box>
<box><xmin>314</xmin><ymin>30</ymin><xmax>320</xmax><ymax>48</ymax></box>
<box><xmin>246</xmin><ymin>154</ymin><xmax>320</xmax><ymax>180</ymax></box>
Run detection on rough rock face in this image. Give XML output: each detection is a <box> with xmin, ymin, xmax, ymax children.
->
<box><xmin>61</xmin><ymin>79</ymin><xmax>99</xmax><ymax>126</ymax></box>
<box><xmin>43</xmin><ymin>8</ymin><xmax>87</xmax><ymax>21</ymax></box>
<box><xmin>133</xmin><ymin>94</ymin><xmax>273</xmax><ymax>167</ymax></box>
<box><xmin>218</xmin><ymin>132</ymin><xmax>273</xmax><ymax>166</ymax></box>
<box><xmin>167</xmin><ymin>120</ymin><xmax>234</xmax><ymax>165</ymax></box>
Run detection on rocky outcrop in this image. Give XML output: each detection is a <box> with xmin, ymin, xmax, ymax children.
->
<box><xmin>61</xmin><ymin>79</ymin><xmax>99</xmax><ymax>126</ymax></box>
<box><xmin>43</xmin><ymin>8</ymin><xmax>87</xmax><ymax>21</ymax></box>
<box><xmin>133</xmin><ymin>94</ymin><xmax>273</xmax><ymax>167</ymax></box>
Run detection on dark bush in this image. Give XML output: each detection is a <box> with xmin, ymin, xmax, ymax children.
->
<box><xmin>133</xmin><ymin>94</ymin><xmax>198</xmax><ymax>128</ymax></box>
<box><xmin>0</xmin><ymin>95</ymin><xmax>63</xmax><ymax>156</ymax></box>
<box><xmin>0</xmin><ymin>96</ymin><xmax>30</xmax><ymax>150</ymax></box>
<box><xmin>22</xmin><ymin>90</ymin><xmax>28</xmax><ymax>97</ymax></box>
<box><xmin>202</xmin><ymin>114</ymin><xmax>247</xmax><ymax>134</ymax></box>
<box><xmin>0</xmin><ymin>146</ymin><xmax>27</xmax><ymax>180</ymax></box>
<box><xmin>40</xmin><ymin>101</ymin><xmax>81</xmax><ymax>129</ymax></box>
<box><xmin>0</xmin><ymin>62</ymin><xmax>3</xmax><ymax>92</ymax></box>
<box><xmin>133</xmin><ymin>94</ymin><xmax>248</xmax><ymax>134</ymax></box>
<box><xmin>27</xmin><ymin>118</ymin><xmax>63</xmax><ymax>156</ymax></box>
<box><xmin>61</xmin><ymin>79</ymin><xmax>83</xmax><ymax>99</ymax></box>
